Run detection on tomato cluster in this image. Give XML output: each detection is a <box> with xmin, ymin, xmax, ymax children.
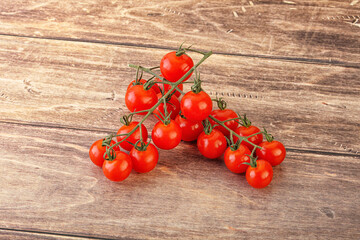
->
<box><xmin>89</xmin><ymin>47</ymin><xmax>286</xmax><ymax>188</ymax></box>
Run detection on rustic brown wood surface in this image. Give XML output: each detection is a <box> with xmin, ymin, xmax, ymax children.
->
<box><xmin>0</xmin><ymin>0</ymin><xmax>359</xmax><ymax>239</ymax></box>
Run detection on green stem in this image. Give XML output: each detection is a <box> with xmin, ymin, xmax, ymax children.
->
<box><xmin>208</xmin><ymin>115</ymin><xmax>261</xmax><ymax>150</ymax></box>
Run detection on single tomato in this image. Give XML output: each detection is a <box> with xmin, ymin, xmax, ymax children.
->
<box><xmin>160</xmin><ymin>51</ymin><xmax>194</xmax><ymax>82</ymax></box>
<box><xmin>152</xmin><ymin>120</ymin><xmax>182</xmax><ymax>150</ymax></box>
<box><xmin>224</xmin><ymin>145</ymin><xmax>251</xmax><ymax>173</ymax></box>
<box><xmin>125</xmin><ymin>85</ymin><xmax>158</xmax><ymax>115</ymax></box>
<box><xmin>130</xmin><ymin>143</ymin><xmax>159</xmax><ymax>173</ymax></box>
<box><xmin>102</xmin><ymin>151</ymin><xmax>132</xmax><ymax>182</ymax></box>
<box><xmin>116</xmin><ymin>122</ymin><xmax>148</xmax><ymax>151</ymax></box>
<box><xmin>246</xmin><ymin>159</ymin><xmax>273</xmax><ymax>188</ymax></box>
<box><xmin>180</xmin><ymin>90</ymin><xmax>212</xmax><ymax>121</ymax></box>
<box><xmin>256</xmin><ymin>140</ymin><xmax>286</xmax><ymax>166</ymax></box>
<box><xmin>89</xmin><ymin>139</ymin><xmax>119</xmax><ymax>167</ymax></box>
<box><xmin>175</xmin><ymin>114</ymin><xmax>203</xmax><ymax>141</ymax></box>
<box><xmin>197</xmin><ymin>129</ymin><xmax>227</xmax><ymax>159</ymax></box>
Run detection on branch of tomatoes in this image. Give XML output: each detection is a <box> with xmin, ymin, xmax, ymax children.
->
<box><xmin>89</xmin><ymin>44</ymin><xmax>286</xmax><ymax>188</ymax></box>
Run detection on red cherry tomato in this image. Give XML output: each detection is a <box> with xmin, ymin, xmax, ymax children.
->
<box><xmin>125</xmin><ymin>85</ymin><xmax>158</xmax><ymax>115</ymax></box>
<box><xmin>234</xmin><ymin>125</ymin><xmax>263</xmax><ymax>151</ymax></box>
<box><xmin>197</xmin><ymin>129</ymin><xmax>227</xmax><ymax>159</ymax></box>
<box><xmin>116</xmin><ymin>122</ymin><xmax>148</xmax><ymax>151</ymax></box>
<box><xmin>224</xmin><ymin>145</ymin><xmax>251</xmax><ymax>173</ymax></box>
<box><xmin>129</xmin><ymin>143</ymin><xmax>159</xmax><ymax>173</ymax></box>
<box><xmin>89</xmin><ymin>139</ymin><xmax>120</xmax><ymax>167</ymax></box>
<box><xmin>102</xmin><ymin>151</ymin><xmax>132</xmax><ymax>182</ymax></box>
<box><xmin>153</xmin><ymin>93</ymin><xmax>180</xmax><ymax>120</ymax></box>
<box><xmin>127</xmin><ymin>79</ymin><xmax>160</xmax><ymax>94</ymax></box>
<box><xmin>152</xmin><ymin>120</ymin><xmax>182</xmax><ymax>150</ymax></box>
<box><xmin>175</xmin><ymin>114</ymin><xmax>203</xmax><ymax>141</ymax></box>
<box><xmin>256</xmin><ymin>141</ymin><xmax>286</xmax><ymax>166</ymax></box>
<box><xmin>180</xmin><ymin>91</ymin><xmax>213</xmax><ymax>121</ymax></box>
<box><xmin>155</xmin><ymin>77</ymin><xmax>183</xmax><ymax>98</ymax></box>
<box><xmin>246</xmin><ymin>159</ymin><xmax>273</xmax><ymax>188</ymax></box>
<box><xmin>160</xmin><ymin>51</ymin><xmax>194</xmax><ymax>82</ymax></box>
<box><xmin>209</xmin><ymin>109</ymin><xmax>239</xmax><ymax>137</ymax></box>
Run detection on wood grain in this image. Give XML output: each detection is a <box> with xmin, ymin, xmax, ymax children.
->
<box><xmin>0</xmin><ymin>0</ymin><xmax>359</xmax><ymax>66</ymax></box>
<box><xmin>0</xmin><ymin>229</ymin><xmax>97</xmax><ymax>240</ymax></box>
<box><xmin>0</xmin><ymin>122</ymin><xmax>359</xmax><ymax>239</ymax></box>
<box><xmin>0</xmin><ymin>35</ymin><xmax>359</xmax><ymax>155</ymax></box>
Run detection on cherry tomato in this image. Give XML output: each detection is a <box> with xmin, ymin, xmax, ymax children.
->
<box><xmin>175</xmin><ymin>114</ymin><xmax>203</xmax><ymax>141</ymax></box>
<box><xmin>127</xmin><ymin>79</ymin><xmax>160</xmax><ymax>94</ymax></box>
<box><xmin>153</xmin><ymin>93</ymin><xmax>180</xmax><ymax>120</ymax></box>
<box><xmin>197</xmin><ymin>129</ymin><xmax>227</xmax><ymax>159</ymax></box>
<box><xmin>256</xmin><ymin>140</ymin><xmax>286</xmax><ymax>166</ymax></box>
<box><xmin>152</xmin><ymin>120</ymin><xmax>182</xmax><ymax>150</ymax></box>
<box><xmin>246</xmin><ymin>159</ymin><xmax>273</xmax><ymax>188</ymax></box>
<box><xmin>102</xmin><ymin>151</ymin><xmax>132</xmax><ymax>182</ymax></box>
<box><xmin>116</xmin><ymin>122</ymin><xmax>148</xmax><ymax>151</ymax></box>
<box><xmin>155</xmin><ymin>77</ymin><xmax>183</xmax><ymax>98</ymax></box>
<box><xmin>89</xmin><ymin>139</ymin><xmax>119</xmax><ymax>167</ymax></box>
<box><xmin>125</xmin><ymin>85</ymin><xmax>158</xmax><ymax>115</ymax></box>
<box><xmin>160</xmin><ymin>51</ymin><xmax>194</xmax><ymax>82</ymax></box>
<box><xmin>209</xmin><ymin>109</ymin><xmax>238</xmax><ymax>137</ymax></box>
<box><xmin>129</xmin><ymin>143</ymin><xmax>159</xmax><ymax>173</ymax></box>
<box><xmin>234</xmin><ymin>125</ymin><xmax>263</xmax><ymax>151</ymax></box>
<box><xmin>224</xmin><ymin>145</ymin><xmax>251</xmax><ymax>173</ymax></box>
<box><xmin>180</xmin><ymin>91</ymin><xmax>213</xmax><ymax>121</ymax></box>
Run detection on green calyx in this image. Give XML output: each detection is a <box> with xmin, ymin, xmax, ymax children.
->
<box><xmin>153</xmin><ymin>98</ymin><xmax>172</xmax><ymax>125</ymax></box>
<box><xmin>212</xmin><ymin>97</ymin><xmax>227</xmax><ymax>110</ymax></box>
<box><xmin>202</xmin><ymin>119</ymin><xmax>215</xmax><ymax>135</ymax></box>
<box><xmin>133</xmin><ymin>140</ymin><xmax>150</xmax><ymax>151</ymax></box>
<box><xmin>120</xmin><ymin>115</ymin><xmax>133</xmax><ymax>126</ymax></box>
<box><xmin>242</xmin><ymin>155</ymin><xmax>258</xmax><ymax>168</ymax></box>
<box><xmin>191</xmin><ymin>71</ymin><xmax>202</xmax><ymax>94</ymax></box>
<box><xmin>263</xmin><ymin>128</ymin><xmax>274</xmax><ymax>142</ymax></box>
<box><xmin>238</xmin><ymin>114</ymin><xmax>252</xmax><ymax>128</ymax></box>
<box><xmin>102</xmin><ymin>134</ymin><xmax>116</xmax><ymax>161</ymax></box>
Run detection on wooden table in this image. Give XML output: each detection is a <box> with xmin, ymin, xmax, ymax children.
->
<box><xmin>1</xmin><ymin>1</ymin><xmax>359</xmax><ymax>239</ymax></box>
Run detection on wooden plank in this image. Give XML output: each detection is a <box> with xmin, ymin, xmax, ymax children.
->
<box><xmin>0</xmin><ymin>0</ymin><xmax>359</xmax><ymax>66</ymax></box>
<box><xmin>0</xmin><ymin>35</ymin><xmax>359</xmax><ymax>155</ymax></box>
<box><xmin>0</xmin><ymin>122</ymin><xmax>359</xmax><ymax>239</ymax></box>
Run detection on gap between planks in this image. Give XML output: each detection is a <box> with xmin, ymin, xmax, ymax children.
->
<box><xmin>1</xmin><ymin>119</ymin><xmax>358</xmax><ymax>159</ymax></box>
<box><xmin>0</xmin><ymin>33</ymin><xmax>359</xmax><ymax>69</ymax></box>
<box><xmin>0</xmin><ymin>227</ymin><xmax>130</xmax><ymax>240</ymax></box>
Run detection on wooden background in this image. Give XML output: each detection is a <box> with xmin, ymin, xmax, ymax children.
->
<box><xmin>0</xmin><ymin>0</ymin><xmax>359</xmax><ymax>239</ymax></box>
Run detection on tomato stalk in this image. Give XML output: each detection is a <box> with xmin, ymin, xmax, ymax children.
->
<box><xmin>103</xmin><ymin>50</ymin><xmax>213</xmax><ymax>160</ymax></box>
<box><xmin>208</xmin><ymin>115</ymin><xmax>262</xmax><ymax>150</ymax></box>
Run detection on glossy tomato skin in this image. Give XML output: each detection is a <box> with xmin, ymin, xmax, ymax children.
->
<box><xmin>125</xmin><ymin>85</ymin><xmax>158</xmax><ymax>115</ymax></box>
<box><xmin>130</xmin><ymin>143</ymin><xmax>159</xmax><ymax>173</ymax></box>
<box><xmin>152</xmin><ymin>120</ymin><xmax>182</xmax><ymax>150</ymax></box>
<box><xmin>197</xmin><ymin>129</ymin><xmax>227</xmax><ymax>159</ymax></box>
<box><xmin>156</xmin><ymin>77</ymin><xmax>183</xmax><ymax>98</ymax></box>
<box><xmin>89</xmin><ymin>139</ymin><xmax>120</xmax><ymax>167</ymax></box>
<box><xmin>102</xmin><ymin>151</ymin><xmax>132</xmax><ymax>182</ymax></box>
<box><xmin>160</xmin><ymin>51</ymin><xmax>194</xmax><ymax>82</ymax></box>
<box><xmin>256</xmin><ymin>141</ymin><xmax>286</xmax><ymax>166</ymax></box>
<box><xmin>224</xmin><ymin>145</ymin><xmax>251</xmax><ymax>173</ymax></box>
<box><xmin>209</xmin><ymin>109</ymin><xmax>238</xmax><ymax>137</ymax></box>
<box><xmin>246</xmin><ymin>160</ymin><xmax>273</xmax><ymax>188</ymax></box>
<box><xmin>127</xmin><ymin>79</ymin><xmax>160</xmax><ymax>94</ymax></box>
<box><xmin>175</xmin><ymin>114</ymin><xmax>203</xmax><ymax>141</ymax></box>
<box><xmin>116</xmin><ymin>122</ymin><xmax>148</xmax><ymax>151</ymax></box>
<box><xmin>153</xmin><ymin>93</ymin><xmax>180</xmax><ymax>120</ymax></box>
<box><xmin>180</xmin><ymin>91</ymin><xmax>213</xmax><ymax>121</ymax></box>
<box><xmin>234</xmin><ymin>125</ymin><xmax>263</xmax><ymax>151</ymax></box>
